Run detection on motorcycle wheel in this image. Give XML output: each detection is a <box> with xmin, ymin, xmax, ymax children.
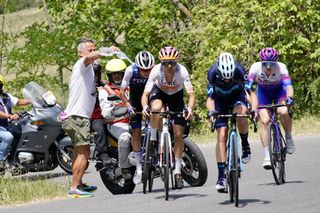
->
<box><xmin>56</xmin><ymin>144</ymin><xmax>73</xmax><ymax>174</ymax></box>
<box><xmin>181</xmin><ymin>137</ymin><xmax>208</xmax><ymax>187</ymax></box>
<box><xmin>99</xmin><ymin>167</ymin><xmax>135</xmax><ymax>195</ymax></box>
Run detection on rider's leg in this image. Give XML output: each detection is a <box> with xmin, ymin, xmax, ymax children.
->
<box><xmin>278</xmin><ymin>106</ymin><xmax>295</xmax><ymax>154</ymax></box>
<box><xmin>0</xmin><ymin>127</ymin><xmax>14</xmax><ymax>161</ymax></box>
<box><xmin>131</xmin><ymin>128</ymin><xmax>142</xmax><ymax>168</ymax></box>
<box><xmin>150</xmin><ymin>99</ymin><xmax>162</xmax><ymax>141</ymax></box>
<box><xmin>234</xmin><ymin>104</ymin><xmax>251</xmax><ymax>163</ymax></box>
<box><xmin>91</xmin><ymin>119</ymin><xmax>108</xmax><ymax>156</ymax></box>
<box><xmin>215</xmin><ymin>126</ymin><xmax>228</xmax><ymax>191</ymax></box>
<box><xmin>259</xmin><ymin>109</ymin><xmax>272</xmax><ymax>169</ymax></box>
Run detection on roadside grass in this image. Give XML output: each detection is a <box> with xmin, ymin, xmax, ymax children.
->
<box><xmin>0</xmin><ymin>176</ymin><xmax>67</xmax><ymax>207</ymax></box>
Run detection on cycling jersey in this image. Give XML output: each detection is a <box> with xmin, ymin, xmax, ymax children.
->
<box><xmin>207</xmin><ymin>62</ymin><xmax>247</xmax><ymax>129</ymax></box>
<box><xmin>247</xmin><ymin>62</ymin><xmax>292</xmax><ymax>91</ymax></box>
<box><xmin>207</xmin><ymin>62</ymin><xmax>246</xmax><ymax>100</ymax></box>
<box><xmin>121</xmin><ymin>64</ymin><xmax>148</xmax><ymax>129</ymax></box>
<box><xmin>247</xmin><ymin>62</ymin><xmax>292</xmax><ymax>105</ymax></box>
<box><xmin>144</xmin><ymin>63</ymin><xmax>193</xmax><ymax>95</ymax></box>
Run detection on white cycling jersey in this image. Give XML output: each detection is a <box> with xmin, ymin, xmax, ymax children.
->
<box><xmin>144</xmin><ymin>63</ymin><xmax>193</xmax><ymax>95</ymax></box>
<box><xmin>247</xmin><ymin>62</ymin><xmax>292</xmax><ymax>90</ymax></box>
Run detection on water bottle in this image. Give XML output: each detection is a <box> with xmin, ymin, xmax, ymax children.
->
<box><xmin>99</xmin><ymin>47</ymin><xmax>114</xmax><ymax>57</ymax></box>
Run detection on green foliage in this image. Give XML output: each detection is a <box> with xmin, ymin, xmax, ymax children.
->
<box><xmin>2</xmin><ymin>0</ymin><xmax>320</xmax><ymax>133</ymax></box>
<box><xmin>0</xmin><ymin>0</ymin><xmax>41</xmax><ymax>14</ymax></box>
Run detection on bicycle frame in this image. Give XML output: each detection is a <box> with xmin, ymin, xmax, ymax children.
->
<box><xmin>159</xmin><ymin>113</ymin><xmax>174</xmax><ymax>169</ymax></box>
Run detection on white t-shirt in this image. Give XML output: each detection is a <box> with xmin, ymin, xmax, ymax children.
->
<box><xmin>144</xmin><ymin>63</ymin><xmax>194</xmax><ymax>95</ymax></box>
<box><xmin>0</xmin><ymin>93</ymin><xmax>18</xmax><ymax>113</ymax></box>
<box><xmin>65</xmin><ymin>57</ymin><xmax>96</xmax><ymax>118</ymax></box>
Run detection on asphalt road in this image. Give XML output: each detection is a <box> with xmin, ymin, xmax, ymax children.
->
<box><xmin>1</xmin><ymin>135</ymin><xmax>320</xmax><ymax>213</ymax></box>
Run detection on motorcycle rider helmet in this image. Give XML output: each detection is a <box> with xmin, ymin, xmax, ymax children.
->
<box><xmin>217</xmin><ymin>52</ymin><xmax>235</xmax><ymax>80</ymax></box>
<box><xmin>158</xmin><ymin>46</ymin><xmax>180</xmax><ymax>61</ymax></box>
<box><xmin>135</xmin><ymin>51</ymin><xmax>155</xmax><ymax>70</ymax></box>
<box><xmin>105</xmin><ymin>59</ymin><xmax>127</xmax><ymax>85</ymax></box>
<box><xmin>259</xmin><ymin>47</ymin><xmax>279</xmax><ymax>61</ymax></box>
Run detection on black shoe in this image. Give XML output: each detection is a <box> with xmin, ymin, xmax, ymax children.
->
<box><xmin>122</xmin><ymin>168</ymin><xmax>132</xmax><ymax>180</ymax></box>
<box><xmin>174</xmin><ymin>174</ymin><xmax>184</xmax><ymax>189</ymax></box>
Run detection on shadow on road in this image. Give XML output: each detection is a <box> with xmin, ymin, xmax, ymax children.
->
<box><xmin>219</xmin><ymin>198</ymin><xmax>271</xmax><ymax>208</ymax></box>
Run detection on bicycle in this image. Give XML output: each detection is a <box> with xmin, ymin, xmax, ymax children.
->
<box><xmin>258</xmin><ymin>103</ymin><xmax>291</xmax><ymax>185</ymax></box>
<box><xmin>141</xmin><ymin>118</ymin><xmax>159</xmax><ymax>194</ymax></box>
<box><xmin>211</xmin><ymin>113</ymin><xmax>256</xmax><ymax>207</ymax></box>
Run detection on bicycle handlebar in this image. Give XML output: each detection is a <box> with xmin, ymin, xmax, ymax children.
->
<box><xmin>258</xmin><ymin>103</ymin><xmax>292</xmax><ymax>109</ymax></box>
<box><xmin>210</xmin><ymin>113</ymin><xmax>257</xmax><ymax>133</ymax></box>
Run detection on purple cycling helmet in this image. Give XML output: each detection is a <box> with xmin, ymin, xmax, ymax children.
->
<box><xmin>259</xmin><ymin>47</ymin><xmax>279</xmax><ymax>61</ymax></box>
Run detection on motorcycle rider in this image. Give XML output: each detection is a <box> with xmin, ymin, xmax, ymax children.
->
<box><xmin>119</xmin><ymin>50</ymin><xmax>155</xmax><ymax>184</ymax></box>
<box><xmin>91</xmin><ymin>62</ymin><xmax>112</xmax><ymax>167</ymax></box>
<box><xmin>98</xmin><ymin>59</ymin><xmax>132</xmax><ymax>179</ymax></box>
<box><xmin>0</xmin><ymin>75</ymin><xmax>31</xmax><ymax>173</ymax></box>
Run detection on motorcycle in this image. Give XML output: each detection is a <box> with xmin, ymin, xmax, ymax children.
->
<box><xmin>2</xmin><ymin>82</ymin><xmax>72</xmax><ymax>176</ymax></box>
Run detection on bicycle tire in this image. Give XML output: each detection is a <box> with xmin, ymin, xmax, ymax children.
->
<box><xmin>233</xmin><ymin>133</ymin><xmax>239</xmax><ymax>207</ymax></box>
<box><xmin>280</xmin><ymin>134</ymin><xmax>286</xmax><ymax>183</ymax></box>
<box><xmin>164</xmin><ymin>135</ymin><xmax>170</xmax><ymax>200</ymax></box>
<box><xmin>142</xmin><ymin>132</ymin><xmax>151</xmax><ymax>194</ymax></box>
<box><xmin>268</xmin><ymin>123</ymin><xmax>285</xmax><ymax>185</ymax></box>
<box><xmin>227</xmin><ymin>138</ymin><xmax>234</xmax><ymax>203</ymax></box>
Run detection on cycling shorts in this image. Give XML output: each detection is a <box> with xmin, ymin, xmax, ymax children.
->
<box><xmin>149</xmin><ymin>85</ymin><xmax>185</xmax><ymax>126</ymax></box>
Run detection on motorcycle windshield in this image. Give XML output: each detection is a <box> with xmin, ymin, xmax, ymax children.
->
<box><xmin>23</xmin><ymin>81</ymin><xmax>57</xmax><ymax>108</ymax></box>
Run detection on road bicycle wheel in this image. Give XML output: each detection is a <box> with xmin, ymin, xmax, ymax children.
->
<box><xmin>268</xmin><ymin>123</ymin><xmax>285</xmax><ymax>185</ymax></box>
<box><xmin>163</xmin><ymin>135</ymin><xmax>170</xmax><ymax>200</ymax></box>
<box><xmin>232</xmin><ymin>134</ymin><xmax>239</xmax><ymax>207</ymax></box>
<box><xmin>280</xmin><ymin>135</ymin><xmax>286</xmax><ymax>183</ymax></box>
<box><xmin>142</xmin><ymin>132</ymin><xmax>151</xmax><ymax>194</ymax></box>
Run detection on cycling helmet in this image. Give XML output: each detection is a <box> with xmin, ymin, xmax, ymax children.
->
<box><xmin>217</xmin><ymin>52</ymin><xmax>235</xmax><ymax>79</ymax></box>
<box><xmin>158</xmin><ymin>46</ymin><xmax>179</xmax><ymax>61</ymax></box>
<box><xmin>105</xmin><ymin>59</ymin><xmax>127</xmax><ymax>74</ymax></box>
<box><xmin>259</xmin><ymin>47</ymin><xmax>279</xmax><ymax>61</ymax></box>
<box><xmin>135</xmin><ymin>51</ymin><xmax>155</xmax><ymax>69</ymax></box>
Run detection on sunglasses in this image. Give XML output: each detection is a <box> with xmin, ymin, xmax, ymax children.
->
<box><xmin>161</xmin><ymin>61</ymin><xmax>177</xmax><ymax>66</ymax></box>
<box><xmin>140</xmin><ymin>68</ymin><xmax>152</xmax><ymax>72</ymax></box>
<box><xmin>262</xmin><ymin>61</ymin><xmax>276</xmax><ymax>68</ymax></box>
<box><xmin>88</xmin><ymin>48</ymin><xmax>96</xmax><ymax>52</ymax></box>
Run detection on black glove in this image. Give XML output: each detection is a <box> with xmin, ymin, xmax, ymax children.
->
<box><xmin>285</xmin><ymin>97</ymin><xmax>294</xmax><ymax>105</ymax></box>
<box><xmin>250</xmin><ymin>110</ymin><xmax>258</xmax><ymax>121</ymax></box>
<box><xmin>208</xmin><ymin>110</ymin><xmax>219</xmax><ymax>122</ymax></box>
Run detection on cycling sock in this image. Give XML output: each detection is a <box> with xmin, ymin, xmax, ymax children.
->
<box><xmin>151</xmin><ymin>128</ymin><xmax>157</xmax><ymax>141</ymax></box>
<box><xmin>217</xmin><ymin>162</ymin><xmax>225</xmax><ymax>179</ymax></box>
<box><xmin>263</xmin><ymin>146</ymin><xmax>269</xmax><ymax>158</ymax></box>
<box><xmin>174</xmin><ymin>158</ymin><xmax>182</xmax><ymax>175</ymax></box>
<box><xmin>285</xmin><ymin>132</ymin><xmax>292</xmax><ymax>140</ymax></box>
<box><xmin>134</xmin><ymin>151</ymin><xmax>142</xmax><ymax>170</ymax></box>
<box><xmin>240</xmin><ymin>133</ymin><xmax>250</xmax><ymax>152</ymax></box>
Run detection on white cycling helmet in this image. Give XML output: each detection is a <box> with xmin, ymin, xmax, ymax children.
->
<box><xmin>135</xmin><ymin>51</ymin><xmax>155</xmax><ymax>69</ymax></box>
<box><xmin>217</xmin><ymin>52</ymin><xmax>235</xmax><ymax>79</ymax></box>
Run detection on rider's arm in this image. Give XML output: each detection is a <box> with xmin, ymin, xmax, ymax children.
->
<box><xmin>246</xmin><ymin>90</ymin><xmax>258</xmax><ymax>111</ymax></box>
<box><xmin>98</xmin><ymin>89</ymin><xmax>116</xmax><ymax>122</ymax></box>
<box><xmin>279</xmin><ymin>63</ymin><xmax>294</xmax><ymax>99</ymax></box>
<box><xmin>206</xmin><ymin>97</ymin><xmax>215</xmax><ymax>111</ymax></box>
<box><xmin>141</xmin><ymin>67</ymin><xmax>157</xmax><ymax>109</ymax></box>
<box><xmin>17</xmin><ymin>99</ymin><xmax>31</xmax><ymax>106</ymax></box>
<box><xmin>119</xmin><ymin>66</ymin><xmax>133</xmax><ymax>107</ymax></box>
<box><xmin>0</xmin><ymin>111</ymin><xmax>10</xmax><ymax>119</ymax></box>
<box><xmin>181</xmin><ymin>67</ymin><xmax>195</xmax><ymax>111</ymax></box>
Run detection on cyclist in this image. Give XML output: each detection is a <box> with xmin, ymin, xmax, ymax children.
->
<box><xmin>141</xmin><ymin>46</ymin><xmax>195</xmax><ymax>189</ymax></box>
<box><xmin>119</xmin><ymin>50</ymin><xmax>155</xmax><ymax>185</ymax></box>
<box><xmin>246</xmin><ymin>47</ymin><xmax>295</xmax><ymax>170</ymax></box>
<box><xmin>98</xmin><ymin>59</ymin><xmax>132</xmax><ymax>179</ymax></box>
<box><xmin>206</xmin><ymin>52</ymin><xmax>258</xmax><ymax>192</ymax></box>
<box><xmin>0</xmin><ymin>75</ymin><xmax>31</xmax><ymax>173</ymax></box>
